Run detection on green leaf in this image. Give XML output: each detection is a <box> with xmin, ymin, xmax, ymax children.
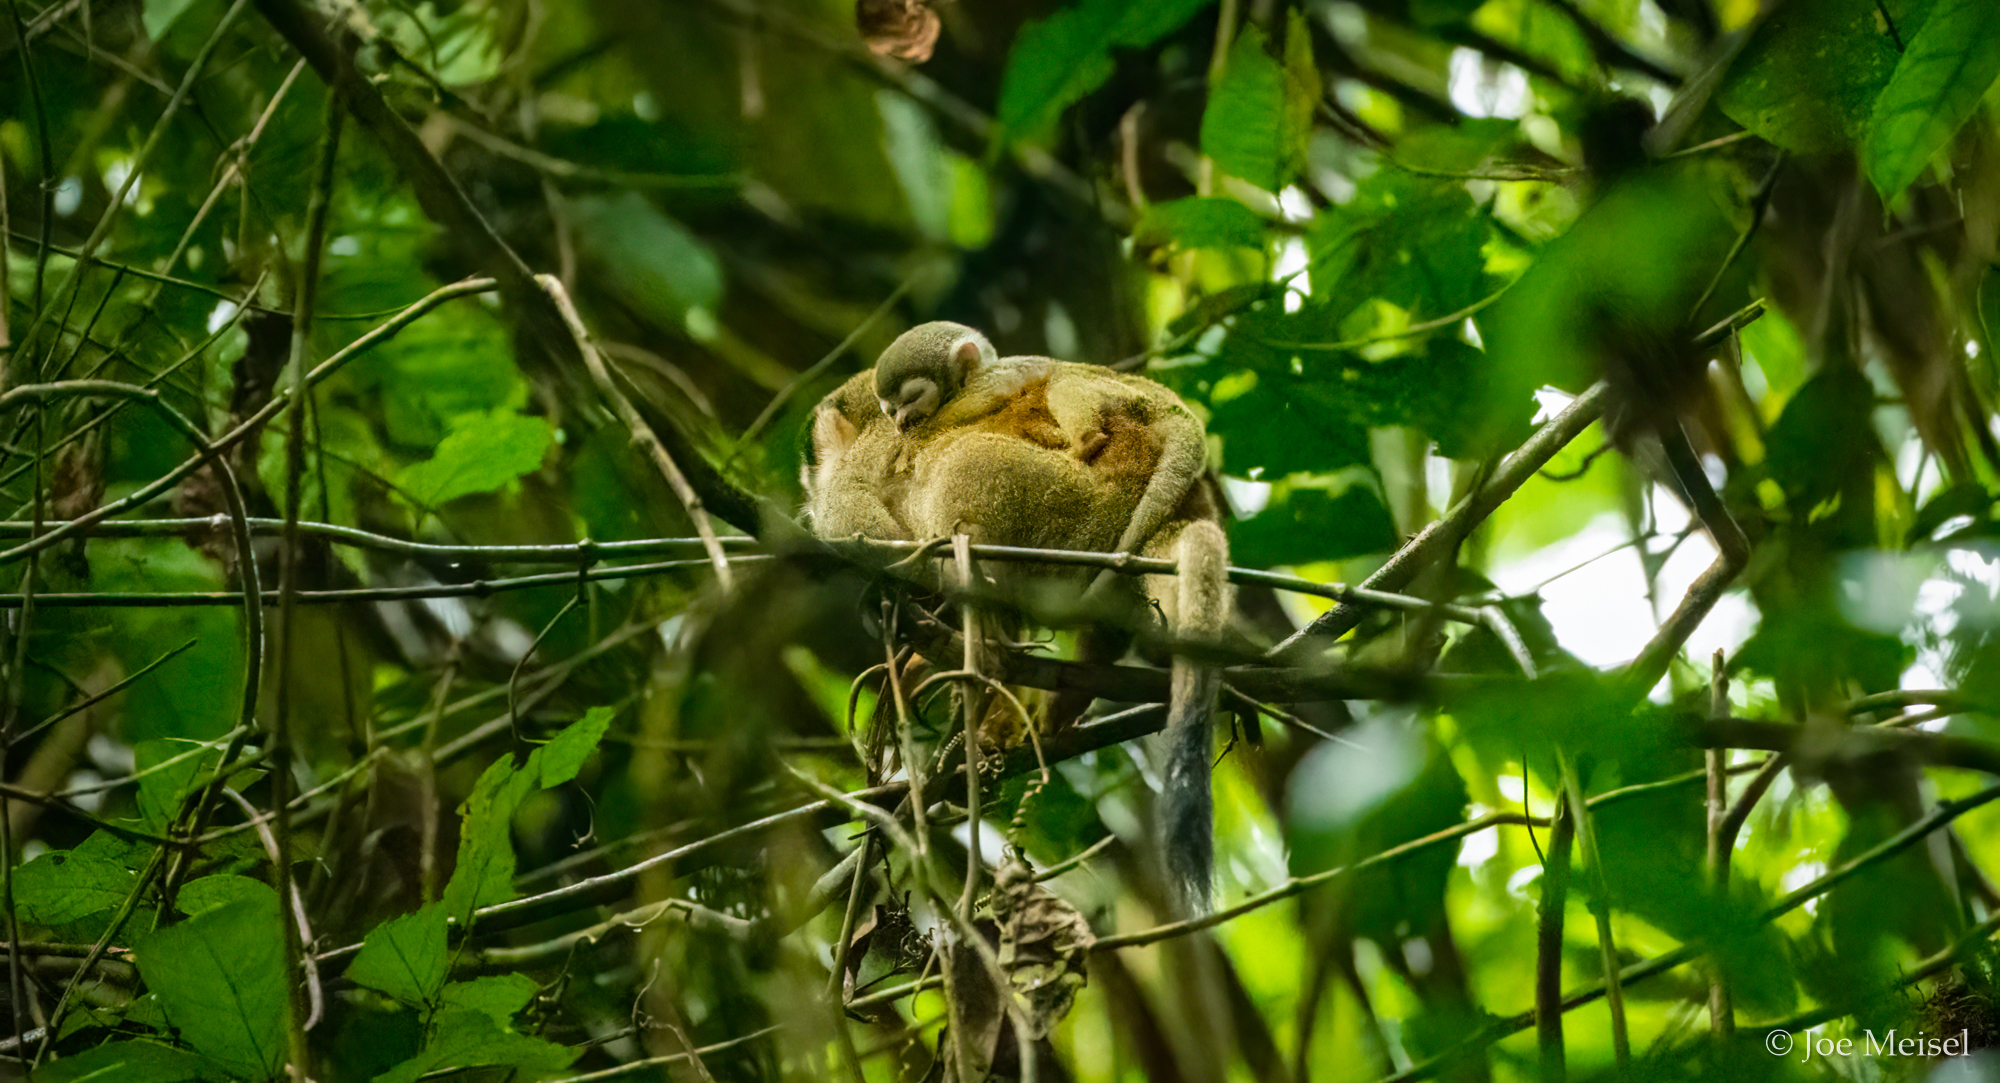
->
<box><xmin>35</xmin><ymin>1040</ymin><xmax>228</xmax><ymax>1083</ymax></box>
<box><xmin>177</xmin><ymin>875</ymin><xmax>273</xmax><ymax>918</ymax></box>
<box><xmin>1185</xmin><ymin>364</ymin><xmax>1373</xmax><ymax>475</ymax></box>
<box><xmin>1765</xmin><ymin>368</ymin><xmax>1881</xmax><ymax>519</ymax></box>
<box><xmin>1863</xmin><ymin>0</ymin><xmax>2000</xmax><ymax>201</ymax></box>
<box><xmin>1281</xmin><ymin>8</ymin><xmax>1319</xmax><ymax>176</ymax></box>
<box><xmin>1230</xmin><ymin>480</ymin><xmax>1398</xmax><ymax>567</ymax></box>
<box><xmin>569</xmin><ymin>192</ymin><xmax>723</xmax><ymax>330</ymax></box>
<box><xmin>346</xmin><ymin>308</ymin><xmax>521</xmax><ymax>450</ymax></box>
<box><xmin>370</xmin><ymin>1008</ymin><xmax>575</xmax><ymax>1083</ymax></box>
<box><xmin>393</xmin><ymin>410</ymin><xmax>552</xmax><ymax>509</ymax></box>
<box><xmin>1134</xmin><ymin>198</ymin><xmax>1267</xmax><ymax>251</ymax></box>
<box><xmin>441</xmin><ymin>710</ymin><xmax>613</xmax><ymax>923</ymax></box>
<box><xmin>141</xmin><ymin>0</ymin><xmax>199</xmax><ymax>41</ymax></box>
<box><xmin>346</xmin><ymin>902</ymin><xmax>448</xmax><ymax>1009</ymax></box>
<box><xmin>1717</xmin><ymin>0</ymin><xmax>1928</xmax><ymax>152</ymax></box>
<box><xmin>1306</xmin><ymin>172</ymin><xmax>1492</xmax><ymax>322</ymax></box>
<box><xmin>1474</xmin><ymin>168</ymin><xmax>1733</xmax><ymax>453</ymax></box>
<box><xmin>439</xmin><ymin>974</ymin><xmax>540</xmax><ymax>1026</ymax></box>
<box><xmin>440</xmin><ymin>758</ymin><xmax>536</xmax><ymax>925</ymax></box>
<box><xmin>135</xmin><ymin>897</ymin><xmax>288</xmax><ymax>1081</ymax></box>
<box><xmin>16</xmin><ymin>850</ymin><xmax>136</xmax><ymax>926</ymax></box>
<box><xmin>997</xmin><ymin>0</ymin><xmax>1214</xmax><ymax>139</ymax></box>
<box><xmin>135</xmin><ymin>739</ymin><xmax>219</xmax><ymax>832</ymax></box>
<box><xmin>1160</xmin><ymin>306</ymin><xmax>1483</xmax><ymax>476</ymax></box>
<box><xmin>537</xmin><ymin>705</ymin><xmax>615</xmax><ymax>787</ymax></box>
<box><xmin>1202</xmin><ymin>27</ymin><xmax>1288</xmax><ymax>191</ymax></box>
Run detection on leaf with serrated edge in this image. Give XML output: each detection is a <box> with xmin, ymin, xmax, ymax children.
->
<box><xmin>134</xmin><ymin>897</ymin><xmax>287</xmax><ymax>1081</ymax></box>
<box><xmin>347</xmin><ymin>902</ymin><xmax>448</xmax><ymax>1009</ymax></box>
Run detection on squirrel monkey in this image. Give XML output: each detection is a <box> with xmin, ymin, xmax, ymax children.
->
<box><xmin>803</xmin><ymin>322</ymin><xmax>1231</xmax><ymax>911</ymax></box>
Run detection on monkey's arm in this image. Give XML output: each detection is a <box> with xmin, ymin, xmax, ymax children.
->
<box><xmin>1114</xmin><ymin>399</ymin><xmax>1205</xmax><ymax>558</ymax></box>
<box><xmin>1042</xmin><ymin>366</ymin><xmax>1208</xmax><ymax>557</ymax></box>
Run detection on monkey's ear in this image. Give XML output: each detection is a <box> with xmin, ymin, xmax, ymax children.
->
<box><xmin>954</xmin><ymin>339</ymin><xmax>981</xmax><ymax>371</ymax></box>
<box><xmin>810</xmin><ymin>402</ymin><xmax>861</xmax><ymax>465</ymax></box>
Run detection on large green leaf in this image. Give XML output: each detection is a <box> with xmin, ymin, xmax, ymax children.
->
<box><xmin>36</xmin><ymin>1040</ymin><xmax>228</xmax><ymax>1083</ymax></box>
<box><xmin>1134</xmin><ymin>197</ymin><xmax>1267</xmax><ymax>251</ymax></box>
<box><xmin>538</xmin><ymin>705</ymin><xmax>616</xmax><ymax>786</ymax></box>
<box><xmin>346</xmin><ymin>902</ymin><xmax>448</xmax><ymax>1010</ymax></box>
<box><xmin>997</xmin><ymin>0</ymin><xmax>1215</xmax><ymax>139</ymax></box>
<box><xmin>1305</xmin><ymin>172</ymin><xmax>1492</xmax><ymax>322</ymax></box>
<box><xmin>439</xmin><ymin>974</ymin><xmax>541</xmax><ymax>1026</ymax></box>
<box><xmin>1202</xmin><ymin>366</ymin><xmax>1373</xmax><ymax>476</ymax></box>
<box><xmin>177</xmin><ymin>876</ymin><xmax>274</xmax><ymax>918</ymax></box>
<box><xmin>135</xmin><ymin>897</ymin><xmax>288</xmax><ymax>1081</ymax></box>
<box><xmin>1202</xmin><ymin>27</ymin><xmax>1288</xmax><ymax>191</ymax></box>
<box><xmin>370</xmin><ymin>1008</ymin><xmax>574</xmax><ymax>1083</ymax></box>
<box><xmin>142</xmin><ymin>0</ymin><xmax>200</xmax><ymax>41</ymax></box>
<box><xmin>15</xmin><ymin>849</ymin><xmax>135</xmax><ymax>926</ymax></box>
<box><xmin>393</xmin><ymin>411</ymin><xmax>553</xmax><ymax>509</ymax></box>
<box><xmin>1474</xmin><ymin>167</ymin><xmax>1733</xmax><ymax>452</ymax></box>
<box><xmin>1863</xmin><ymin>0</ymin><xmax>2000</xmax><ymax>201</ymax></box>
<box><xmin>1230</xmin><ymin>480</ymin><xmax>1398</xmax><ymax>567</ymax></box>
<box><xmin>134</xmin><ymin>738</ymin><xmax>221</xmax><ymax>832</ymax></box>
<box><xmin>1717</xmin><ymin>0</ymin><xmax>1931</xmax><ymax>152</ymax></box>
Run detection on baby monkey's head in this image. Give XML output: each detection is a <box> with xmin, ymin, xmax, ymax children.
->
<box><xmin>874</xmin><ymin>321</ymin><xmax>996</xmax><ymax>431</ymax></box>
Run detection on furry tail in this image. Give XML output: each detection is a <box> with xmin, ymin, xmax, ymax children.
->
<box><xmin>1156</xmin><ymin>520</ymin><xmax>1229</xmax><ymax>914</ymax></box>
<box><xmin>1162</xmin><ymin>657</ymin><xmax>1219</xmax><ymax>912</ymax></box>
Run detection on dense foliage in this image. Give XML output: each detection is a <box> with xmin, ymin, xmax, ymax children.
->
<box><xmin>3</xmin><ymin>0</ymin><xmax>2000</xmax><ymax>1080</ymax></box>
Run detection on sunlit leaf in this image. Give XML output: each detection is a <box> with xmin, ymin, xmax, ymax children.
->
<box><xmin>1717</xmin><ymin>0</ymin><xmax>1925</xmax><ymax>152</ymax></box>
<box><xmin>1203</xmin><ymin>27</ymin><xmax>1288</xmax><ymax>191</ymax></box>
<box><xmin>1135</xmin><ymin>197</ymin><xmax>1267</xmax><ymax>251</ymax></box>
<box><xmin>1862</xmin><ymin>0</ymin><xmax>2000</xmax><ymax>201</ymax></box>
<box><xmin>1306</xmin><ymin>172</ymin><xmax>1492</xmax><ymax>322</ymax></box>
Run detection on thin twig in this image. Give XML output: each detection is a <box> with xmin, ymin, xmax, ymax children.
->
<box><xmin>10</xmin><ymin>0</ymin><xmax>252</xmax><ymax>359</ymax></box>
<box><xmin>1534</xmin><ymin>800</ymin><xmax>1573</xmax><ymax>1083</ymax></box>
<box><xmin>539</xmin><ymin>275</ymin><xmax>734</xmax><ymax>589</ymax></box>
<box><xmin>1703</xmin><ymin>652</ymin><xmax>1733</xmax><ymax>1038</ymax></box>
<box><xmin>740</xmin><ymin>276</ymin><xmax>914</xmax><ymax>444</ymax></box>
<box><xmin>0</xmin><ymin>278</ymin><xmax>500</xmax><ymax>567</ymax></box>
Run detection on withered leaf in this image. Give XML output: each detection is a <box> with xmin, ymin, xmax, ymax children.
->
<box><xmin>993</xmin><ymin>858</ymin><xmax>1093</xmax><ymax>1040</ymax></box>
<box><xmin>856</xmin><ymin>0</ymin><xmax>942</xmax><ymax>62</ymax></box>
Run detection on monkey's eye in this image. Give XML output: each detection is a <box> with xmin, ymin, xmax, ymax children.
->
<box><xmin>898</xmin><ymin>380</ymin><xmax>930</xmax><ymax>407</ymax></box>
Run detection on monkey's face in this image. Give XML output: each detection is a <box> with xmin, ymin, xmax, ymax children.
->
<box><xmin>881</xmin><ymin>377</ymin><xmax>942</xmax><ymax>431</ymax></box>
<box><xmin>873</xmin><ymin>323</ymin><xmax>994</xmax><ymax>431</ymax></box>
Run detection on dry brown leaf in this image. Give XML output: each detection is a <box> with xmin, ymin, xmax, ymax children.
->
<box><xmin>994</xmin><ymin>857</ymin><xmax>1093</xmax><ymax>1040</ymax></box>
<box><xmin>856</xmin><ymin>0</ymin><xmax>942</xmax><ymax>62</ymax></box>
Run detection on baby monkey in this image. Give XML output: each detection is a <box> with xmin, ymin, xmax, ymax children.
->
<box><xmin>805</xmin><ymin>321</ymin><xmax>1230</xmax><ymax>911</ymax></box>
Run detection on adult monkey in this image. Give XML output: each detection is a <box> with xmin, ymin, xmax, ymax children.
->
<box><xmin>803</xmin><ymin>322</ymin><xmax>1230</xmax><ymax>911</ymax></box>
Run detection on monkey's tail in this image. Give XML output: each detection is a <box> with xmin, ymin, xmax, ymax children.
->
<box><xmin>1159</xmin><ymin>520</ymin><xmax>1229</xmax><ymax>914</ymax></box>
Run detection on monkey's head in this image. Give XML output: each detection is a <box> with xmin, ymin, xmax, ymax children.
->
<box><xmin>874</xmin><ymin>321</ymin><xmax>995</xmax><ymax>431</ymax></box>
